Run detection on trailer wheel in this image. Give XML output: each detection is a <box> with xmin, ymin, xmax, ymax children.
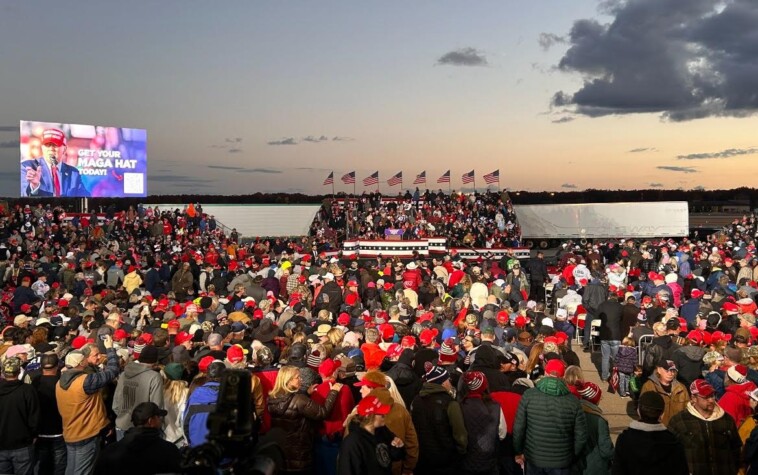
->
<box><xmin>539</xmin><ymin>240</ymin><xmax>549</xmax><ymax>249</ymax></box>
<box><xmin>524</xmin><ymin>240</ymin><xmax>534</xmax><ymax>249</ymax></box>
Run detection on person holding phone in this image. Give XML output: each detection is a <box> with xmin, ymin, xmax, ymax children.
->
<box><xmin>20</xmin><ymin>128</ymin><xmax>89</xmax><ymax>197</ymax></box>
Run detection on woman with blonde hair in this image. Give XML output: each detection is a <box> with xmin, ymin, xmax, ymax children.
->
<box><xmin>162</xmin><ymin>363</ymin><xmax>189</xmax><ymax>447</ymax></box>
<box><xmin>326</xmin><ymin>327</ymin><xmax>344</xmax><ymax>358</ymax></box>
<box><xmin>525</xmin><ymin>342</ymin><xmax>544</xmax><ymax>379</ymax></box>
<box><xmin>564</xmin><ymin>365</ymin><xmax>585</xmax><ymax>398</ymax></box>
<box><xmin>268</xmin><ymin>366</ymin><xmax>342</xmax><ymax>473</ymax></box>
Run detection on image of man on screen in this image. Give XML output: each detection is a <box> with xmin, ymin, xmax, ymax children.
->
<box><xmin>21</xmin><ymin>128</ymin><xmax>89</xmax><ymax>197</ymax></box>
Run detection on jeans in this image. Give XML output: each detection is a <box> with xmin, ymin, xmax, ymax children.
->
<box><xmin>35</xmin><ymin>437</ymin><xmax>66</xmax><ymax>475</ymax></box>
<box><xmin>600</xmin><ymin>340</ymin><xmax>620</xmax><ymax>381</ymax></box>
<box><xmin>65</xmin><ymin>436</ymin><xmax>100</xmax><ymax>475</ymax></box>
<box><xmin>0</xmin><ymin>445</ymin><xmax>34</xmax><ymax>475</ymax></box>
<box><xmin>525</xmin><ymin>462</ymin><xmax>570</xmax><ymax>475</ymax></box>
<box><xmin>618</xmin><ymin>372</ymin><xmax>631</xmax><ymax>397</ymax></box>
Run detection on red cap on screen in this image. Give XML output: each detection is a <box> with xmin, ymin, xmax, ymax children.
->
<box><xmin>41</xmin><ymin>129</ymin><xmax>66</xmax><ymax>147</ymax></box>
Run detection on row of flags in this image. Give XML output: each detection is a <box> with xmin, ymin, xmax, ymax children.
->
<box><xmin>323</xmin><ymin>169</ymin><xmax>499</xmax><ymax>187</ymax></box>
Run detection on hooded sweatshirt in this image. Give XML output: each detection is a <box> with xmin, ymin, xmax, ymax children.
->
<box><xmin>112</xmin><ymin>361</ymin><xmax>165</xmax><ymax>431</ymax></box>
<box><xmin>718</xmin><ymin>381</ymin><xmax>757</xmax><ymax>428</ymax></box>
<box><xmin>0</xmin><ymin>379</ymin><xmax>39</xmax><ymax>449</ymax></box>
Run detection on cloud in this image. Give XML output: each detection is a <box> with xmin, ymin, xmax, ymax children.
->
<box><xmin>677</xmin><ymin>147</ymin><xmax>758</xmax><ymax>160</ymax></box>
<box><xmin>551</xmin><ymin>0</ymin><xmax>758</xmax><ymax>121</ymax></box>
<box><xmin>228</xmin><ymin>148</ymin><xmax>242</xmax><ymax>153</ymax></box>
<box><xmin>538</xmin><ymin>33</ymin><xmax>565</xmax><ymax>50</ymax></box>
<box><xmin>657</xmin><ymin>166</ymin><xmax>698</xmax><ymax>174</ymax></box>
<box><xmin>628</xmin><ymin>147</ymin><xmax>656</xmax><ymax>153</ymax></box>
<box><xmin>237</xmin><ymin>168</ymin><xmax>282</xmax><ymax>174</ymax></box>
<box><xmin>551</xmin><ymin>116</ymin><xmax>575</xmax><ymax>124</ymax></box>
<box><xmin>267</xmin><ymin>137</ymin><xmax>297</xmax><ymax>146</ymax></box>
<box><xmin>693</xmin><ymin>185</ymin><xmax>706</xmax><ymax>191</ymax></box>
<box><xmin>150</xmin><ymin>174</ymin><xmax>209</xmax><ymax>184</ymax></box>
<box><xmin>302</xmin><ymin>135</ymin><xmax>329</xmax><ymax>143</ymax></box>
<box><xmin>210</xmin><ymin>137</ymin><xmax>243</xmax><ymax>152</ymax></box>
<box><xmin>436</xmin><ymin>47</ymin><xmax>488</xmax><ymax>67</ymax></box>
<box><xmin>0</xmin><ymin>140</ymin><xmax>19</xmax><ymax>148</ymax></box>
<box><xmin>561</xmin><ymin>183</ymin><xmax>578</xmax><ymax>189</ymax></box>
<box><xmin>225</xmin><ymin>137</ymin><xmax>242</xmax><ymax>143</ymax></box>
<box><xmin>332</xmin><ymin>136</ymin><xmax>354</xmax><ymax>142</ymax></box>
<box><xmin>207</xmin><ymin>165</ymin><xmax>245</xmax><ymax>171</ymax></box>
<box><xmin>0</xmin><ymin>126</ymin><xmax>17</xmax><ymax>132</ymax></box>
<box><xmin>649</xmin><ymin>182</ymin><xmax>664</xmax><ymax>187</ymax></box>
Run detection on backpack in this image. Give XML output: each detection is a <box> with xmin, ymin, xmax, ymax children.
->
<box><xmin>184</xmin><ymin>382</ymin><xmax>220</xmax><ymax>447</ymax></box>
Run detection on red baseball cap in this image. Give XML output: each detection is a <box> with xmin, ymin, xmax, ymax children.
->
<box><xmin>496</xmin><ymin>311</ymin><xmax>509</xmax><ymax>324</ymax></box>
<box><xmin>419</xmin><ymin>328</ymin><xmax>438</xmax><ymax>346</ymax></box>
<box><xmin>226</xmin><ymin>345</ymin><xmax>245</xmax><ymax>363</ymax></box>
<box><xmin>401</xmin><ymin>335</ymin><xmax>416</xmax><ymax>348</ymax></box>
<box><xmin>71</xmin><ymin>335</ymin><xmax>94</xmax><ymax>350</ymax></box>
<box><xmin>385</xmin><ymin>343</ymin><xmax>403</xmax><ymax>359</ymax></box>
<box><xmin>167</xmin><ymin>320</ymin><xmax>181</xmax><ymax>329</ymax></box>
<box><xmin>174</xmin><ymin>331</ymin><xmax>192</xmax><ymax>345</ymax></box>
<box><xmin>544</xmin><ymin>359</ymin><xmax>566</xmax><ymax>378</ymax></box>
<box><xmin>357</xmin><ymin>395</ymin><xmax>391</xmax><ymax>417</ymax></box>
<box><xmin>198</xmin><ymin>356</ymin><xmax>216</xmax><ymax>373</ymax></box>
<box><xmin>337</xmin><ymin>313</ymin><xmax>351</xmax><ymax>326</ymax></box>
<box><xmin>690</xmin><ymin>379</ymin><xmax>715</xmax><ymax>398</ymax></box>
<box><xmin>113</xmin><ymin>329</ymin><xmax>129</xmax><ymax>341</ymax></box>
<box><xmin>41</xmin><ymin>128</ymin><xmax>66</xmax><ymax>147</ymax></box>
<box><xmin>380</xmin><ymin>324</ymin><xmax>395</xmax><ymax>341</ymax></box>
<box><xmin>686</xmin><ymin>330</ymin><xmax>703</xmax><ymax>344</ymax></box>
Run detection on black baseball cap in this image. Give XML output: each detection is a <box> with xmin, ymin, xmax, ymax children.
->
<box><xmin>131</xmin><ymin>402</ymin><xmax>167</xmax><ymax>427</ymax></box>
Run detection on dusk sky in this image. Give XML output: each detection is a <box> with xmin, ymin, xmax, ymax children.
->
<box><xmin>2</xmin><ymin>0</ymin><xmax>757</xmax><ymax>196</ymax></box>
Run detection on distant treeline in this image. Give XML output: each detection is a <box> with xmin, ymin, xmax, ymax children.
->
<box><xmin>3</xmin><ymin>187</ymin><xmax>756</xmax><ymax>213</ymax></box>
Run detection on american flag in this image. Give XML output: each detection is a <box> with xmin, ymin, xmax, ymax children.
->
<box><xmin>341</xmin><ymin>171</ymin><xmax>355</xmax><ymax>184</ymax></box>
<box><xmin>387</xmin><ymin>172</ymin><xmax>402</xmax><ymax>186</ymax></box>
<box><xmin>323</xmin><ymin>172</ymin><xmax>334</xmax><ymax>186</ymax></box>
<box><xmin>363</xmin><ymin>171</ymin><xmax>379</xmax><ymax>186</ymax></box>
<box><xmin>437</xmin><ymin>170</ymin><xmax>450</xmax><ymax>183</ymax></box>
<box><xmin>483</xmin><ymin>169</ymin><xmax>499</xmax><ymax>184</ymax></box>
<box><xmin>413</xmin><ymin>171</ymin><xmax>426</xmax><ymax>185</ymax></box>
<box><xmin>462</xmin><ymin>170</ymin><xmax>475</xmax><ymax>184</ymax></box>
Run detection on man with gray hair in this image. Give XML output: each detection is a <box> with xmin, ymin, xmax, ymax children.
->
<box><xmin>96</xmin><ymin>311</ymin><xmax>123</xmax><ymax>352</ymax></box>
<box><xmin>193</xmin><ymin>333</ymin><xmax>226</xmax><ymax>361</ymax></box>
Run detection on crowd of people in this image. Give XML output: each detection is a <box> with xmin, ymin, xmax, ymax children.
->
<box><xmin>311</xmin><ymin>190</ymin><xmax>521</xmax><ymax>249</ymax></box>
<box><xmin>1</xmin><ymin>199</ymin><xmax>758</xmax><ymax>474</ymax></box>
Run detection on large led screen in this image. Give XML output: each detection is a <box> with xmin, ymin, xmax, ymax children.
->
<box><xmin>20</xmin><ymin>120</ymin><xmax>147</xmax><ymax>198</ymax></box>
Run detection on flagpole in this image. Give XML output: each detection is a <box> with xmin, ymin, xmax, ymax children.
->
<box><xmin>332</xmin><ymin>172</ymin><xmax>335</xmax><ymax>197</ymax></box>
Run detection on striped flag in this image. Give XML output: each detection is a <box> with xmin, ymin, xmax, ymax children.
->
<box><xmin>323</xmin><ymin>172</ymin><xmax>334</xmax><ymax>185</ymax></box>
<box><xmin>341</xmin><ymin>171</ymin><xmax>355</xmax><ymax>184</ymax></box>
<box><xmin>363</xmin><ymin>171</ymin><xmax>379</xmax><ymax>186</ymax></box>
<box><xmin>437</xmin><ymin>170</ymin><xmax>450</xmax><ymax>183</ymax></box>
<box><xmin>413</xmin><ymin>171</ymin><xmax>426</xmax><ymax>185</ymax></box>
<box><xmin>462</xmin><ymin>170</ymin><xmax>475</xmax><ymax>184</ymax></box>
<box><xmin>387</xmin><ymin>172</ymin><xmax>402</xmax><ymax>186</ymax></box>
<box><xmin>483</xmin><ymin>169</ymin><xmax>499</xmax><ymax>184</ymax></box>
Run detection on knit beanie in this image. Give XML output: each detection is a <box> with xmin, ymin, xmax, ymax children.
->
<box><xmin>463</xmin><ymin>371</ymin><xmax>488</xmax><ymax>396</ymax></box>
<box><xmin>438</xmin><ymin>338</ymin><xmax>458</xmax><ymax>365</ymax></box>
<box><xmin>307</xmin><ymin>348</ymin><xmax>324</xmax><ymax>370</ymax></box>
<box><xmin>423</xmin><ymin>361</ymin><xmax>450</xmax><ymax>385</ymax></box>
<box><xmin>728</xmin><ymin>364</ymin><xmax>748</xmax><ymax>384</ymax></box>
<box><xmin>578</xmin><ymin>381</ymin><xmax>602</xmax><ymax>405</ymax></box>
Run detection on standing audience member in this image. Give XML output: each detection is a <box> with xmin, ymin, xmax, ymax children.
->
<box><xmin>0</xmin><ymin>357</ymin><xmax>39</xmax><ymax>475</ymax></box>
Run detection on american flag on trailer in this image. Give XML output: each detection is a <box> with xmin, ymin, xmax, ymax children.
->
<box><xmin>462</xmin><ymin>170</ymin><xmax>475</xmax><ymax>184</ymax></box>
<box><xmin>437</xmin><ymin>170</ymin><xmax>450</xmax><ymax>183</ymax></box>
<box><xmin>323</xmin><ymin>172</ymin><xmax>334</xmax><ymax>185</ymax></box>
<box><xmin>341</xmin><ymin>171</ymin><xmax>355</xmax><ymax>184</ymax></box>
<box><xmin>363</xmin><ymin>171</ymin><xmax>379</xmax><ymax>186</ymax></box>
<box><xmin>483</xmin><ymin>169</ymin><xmax>499</xmax><ymax>184</ymax></box>
<box><xmin>413</xmin><ymin>171</ymin><xmax>426</xmax><ymax>185</ymax></box>
<box><xmin>387</xmin><ymin>172</ymin><xmax>402</xmax><ymax>186</ymax></box>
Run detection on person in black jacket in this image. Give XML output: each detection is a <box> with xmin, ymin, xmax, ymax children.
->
<box><xmin>93</xmin><ymin>402</ymin><xmax>182</xmax><ymax>475</ymax></box>
<box><xmin>31</xmin><ymin>353</ymin><xmax>66</xmax><ymax>475</ymax></box>
<box><xmin>613</xmin><ymin>391</ymin><xmax>689</xmax><ymax>474</ymax></box>
<box><xmin>0</xmin><ymin>357</ymin><xmax>40</xmax><ymax>475</ymax></box>
<box><xmin>385</xmin><ymin>349</ymin><xmax>422</xmax><ymax>408</ymax></box>
<box><xmin>526</xmin><ymin>252</ymin><xmax>549</xmax><ymax>303</ymax></box>
<box><xmin>597</xmin><ymin>293</ymin><xmax>624</xmax><ymax>383</ymax></box>
<box><xmin>337</xmin><ymin>395</ymin><xmax>405</xmax><ymax>475</ymax></box>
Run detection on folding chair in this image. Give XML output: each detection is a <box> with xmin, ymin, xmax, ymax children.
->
<box><xmin>638</xmin><ymin>334</ymin><xmax>654</xmax><ymax>365</ymax></box>
<box><xmin>590</xmin><ymin>319</ymin><xmax>602</xmax><ymax>352</ymax></box>
<box><xmin>575</xmin><ymin>313</ymin><xmax>587</xmax><ymax>344</ymax></box>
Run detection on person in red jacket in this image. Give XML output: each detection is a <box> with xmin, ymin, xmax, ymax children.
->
<box><xmin>719</xmin><ymin>364</ymin><xmax>757</xmax><ymax>428</ymax></box>
<box><xmin>401</xmin><ymin>262</ymin><xmax>422</xmax><ymax>292</ymax></box>
<box><xmin>313</xmin><ymin>358</ymin><xmax>356</xmax><ymax>475</ymax></box>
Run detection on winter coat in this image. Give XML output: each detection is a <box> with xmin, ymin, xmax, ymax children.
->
<box><xmin>612</xmin><ymin>421</ymin><xmax>689</xmax><ymax>475</ymax></box>
<box><xmin>337</xmin><ymin>421</ymin><xmax>405</xmax><ymax>475</ymax></box>
<box><xmin>640</xmin><ymin>373</ymin><xmax>689</xmax><ymax>427</ymax></box>
<box><xmin>268</xmin><ymin>389</ymin><xmax>339</xmax><ymax>472</ymax></box>
<box><xmin>123</xmin><ymin>271</ymin><xmax>142</xmax><ymax>295</ymax></box>
<box><xmin>573</xmin><ymin>400</ymin><xmax>613</xmax><ymax>475</ymax></box>
<box><xmin>93</xmin><ymin>426</ymin><xmax>182</xmax><ymax>475</ymax></box>
<box><xmin>410</xmin><ymin>383</ymin><xmax>467</xmax><ymax>473</ymax></box>
<box><xmin>582</xmin><ymin>282</ymin><xmax>608</xmax><ymax>317</ymax></box>
<box><xmin>718</xmin><ymin>381</ymin><xmax>758</xmax><ymax>429</ymax></box>
<box><xmin>680</xmin><ymin>297</ymin><xmax>701</xmax><ymax>326</ymax></box>
<box><xmin>643</xmin><ymin>335</ymin><xmax>680</xmax><ymax>376</ymax></box>
<box><xmin>615</xmin><ymin>346</ymin><xmax>637</xmax><ymax>375</ymax></box>
<box><xmin>513</xmin><ymin>376</ymin><xmax>587</xmax><ymax>469</ymax></box>
<box><xmin>460</xmin><ymin>396</ymin><xmax>505</xmax><ymax>473</ymax></box>
<box><xmin>597</xmin><ymin>299</ymin><xmax>624</xmax><ymax>341</ymax></box>
<box><xmin>385</xmin><ymin>350</ymin><xmax>422</xmax><ymax>408</ymax></box>
<box><xmin>466</xmin><ymin>344</ymin><xmax>512</xmax><ymax>392</ymax></box>
<box><xmin>0</xmin><ymin>379</ymin><xmax>39</xmax><ymax>449</ymax></box>
<box><xmin>672</xmin><ymin>345</ymin><xmax>706</xmax><ymax>388</ymax></box>
<box><xmin>668</xmin><ymin>403</ymin><xmax>742</xmax><ymax>475</ymax></box>
<box><xmin>112</xmin><ymin>362</ymin><xmax>164</xmax><ymax>431</ymax></box>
